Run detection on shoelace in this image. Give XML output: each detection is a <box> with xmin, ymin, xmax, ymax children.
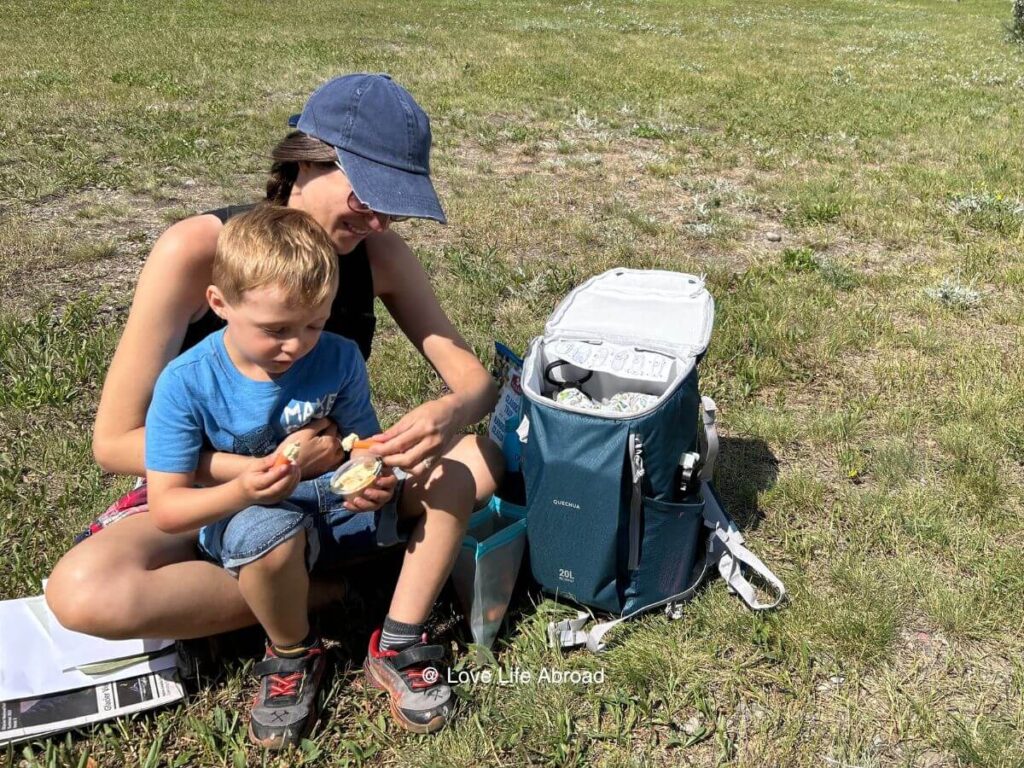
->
<box><xmin>269</xmin><ymin>672</ymin><xmax>303</xmax><ymax>698</ymax></box>
<box><xmin>380</xmin><ymin>646</ymin><xmax>435</xmax><ymax>691</ymax></box>
<box><xmin>402</xmin><ymin>664</ymin><xmax>432</xmax><ymax>691</ymax></box>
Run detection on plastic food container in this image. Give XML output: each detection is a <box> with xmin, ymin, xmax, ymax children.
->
<box><xmin>329</xmin><ymin>456</ymin><xmax>383</xmax><ymax>499</ymax></box>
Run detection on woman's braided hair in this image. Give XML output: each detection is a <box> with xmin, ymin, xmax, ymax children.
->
<box><xmin>266</xmin><ymin>131</ymin><xmax>337</xmax><ymax>204</ymax></box>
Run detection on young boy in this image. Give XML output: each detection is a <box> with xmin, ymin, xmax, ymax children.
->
<box><xmin>144</xmin><ymin>205</ymin><xmax>394</xmax><ymax>749</ymax></box>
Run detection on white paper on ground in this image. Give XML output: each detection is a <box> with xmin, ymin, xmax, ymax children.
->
<box><xmin>0</xmin><ymin>597</ymin><xmax>177</xmax><ymax>701</ymax></box>
<box><xmin>47</xmin><ymin>614</ymin><xmax>172</xmax><ymax>672</ymax></box>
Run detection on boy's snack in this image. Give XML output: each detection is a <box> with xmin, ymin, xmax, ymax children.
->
<box><xmin>341</xmin><ymin>433</ymin><xmax>378</xmax><ymax>453</ymax></box>
<box><xmin>330</xmin><ymin>456</ymin><xmax>384</xmax><ymax>499</ymax></box>
<box><xmin>273</xmin><ymin>443</ymin><xmax>301</xmax><ymax>468</ymax></box>
<box><xmin>487</xmin><ymin>342</ymin><xmax>524</xmax><ymax>471</ymax></box>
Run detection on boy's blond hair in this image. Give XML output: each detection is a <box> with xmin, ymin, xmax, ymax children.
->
<box><xmin>213</xmin><ymin>205</ymin><xmax>338</xmax><ymax>307</ymax></box>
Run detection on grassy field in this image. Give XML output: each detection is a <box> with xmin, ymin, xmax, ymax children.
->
<box><xmin>2</xmin><ymin>0</ymin><xmax>1024</xmax><ymax>765</ymax></box>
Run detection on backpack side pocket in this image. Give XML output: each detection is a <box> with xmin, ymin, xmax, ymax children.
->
<box><xmin>623</xmin><ymin>496</ymin><xmax>705</xmax><ymax>615</ymax></box>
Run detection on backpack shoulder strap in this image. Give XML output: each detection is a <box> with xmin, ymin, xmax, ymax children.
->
<box><xmin>699</xmin><ymin>481</ymin><xmax>786</xmax><ymax>612</ymax></box>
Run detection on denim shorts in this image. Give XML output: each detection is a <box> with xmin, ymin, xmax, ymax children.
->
<box><xmin>198</xmin><ymin>469</ymin><xmax>409</xmax><ymax>576</ymax></box>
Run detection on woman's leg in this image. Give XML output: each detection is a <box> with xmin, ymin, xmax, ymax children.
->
<box><xmin>386</xmin><ymin>435</ymin><xmax>504</xmax><ymax>624</ymax></box>
<box><xmin>45</xmin><ymin>512</ymin><xmax>344</xmax><ymax>641</ymax></box>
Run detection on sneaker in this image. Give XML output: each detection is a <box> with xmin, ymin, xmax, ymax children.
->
<box><xmin>248</xmin><ymin>641</ymin><xmax>327</xmax><ymax>750</ymax></box>
<box><xmin>363</xmin><ymin>628</ymin><xmax>453</xmax><ymax>734</ymax></box>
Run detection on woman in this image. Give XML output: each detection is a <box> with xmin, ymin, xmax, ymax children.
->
<box><xmin>45</xmin><ymin>73</ymin><xmax>503</xmax><ymax>739</ymax></box>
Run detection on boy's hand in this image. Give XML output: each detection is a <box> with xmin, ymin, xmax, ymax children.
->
<box><xmin>342</xmin><ymin>469</ymin><xmax>398</xmax><ymax>512</ymax></box>
<box><xmin>342</xmin><ymin>446</ymin><xmax>396</xmax><ymax>512</ymax></box>
<box><xmin>237</xmin><ymin>455</ymin><xmax>300</xmax><ymax>506</ymax></box>
<box><xmin>280</xmin><ymin>417</ymin><xmax>345</xmax><ymax>479</ymax></box>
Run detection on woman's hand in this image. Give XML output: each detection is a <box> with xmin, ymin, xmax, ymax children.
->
<box><xmin>371</xmin><ymin>398</ymin><xmax>458</xmax><ymax>476</ymax></box>
<box><xmin>277</xmin><ymin>418</ymin><xmax>345</xmax><ymax>479</ymax></box>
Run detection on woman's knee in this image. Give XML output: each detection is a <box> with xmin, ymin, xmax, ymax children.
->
<box><xmin>46</xmin><ymin>556</ymin><xmax>149</xmax><ymax>640</ymax></box>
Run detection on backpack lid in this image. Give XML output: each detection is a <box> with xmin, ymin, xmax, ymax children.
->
<box><xmin>543</xmin><ymin>268</ymin><xmax>714</xmax><ymax>356</ymax></box>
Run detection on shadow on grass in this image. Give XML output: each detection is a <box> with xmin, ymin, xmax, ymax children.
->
<box><xmin>714</xmin><ymin>435</ymin><xmax>779</xmax><ymax>533</ymax></box>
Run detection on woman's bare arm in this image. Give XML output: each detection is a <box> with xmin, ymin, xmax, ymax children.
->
<box><xmin>95</xmin><ymin>212</ymin><xmax>351</xmax><ymax>484</ymax></box>
<box><xmin>91</xmin><ymin>213</ymin><xmax>270</xmax><ymax>484</ymax></box>
<box><xmin>93</xmin><ymin>215</ymin><xmax>221</xmax><ymax>477</ymax></box>
<box><xmin>95</xmin><ymin>214</ymin><xmax>346</xmax><ymax>483</ymax></box>
<box><xmin>367</xmin><ymin>231</ymin><xmax>498</xmax><ymax>470</ymax></box>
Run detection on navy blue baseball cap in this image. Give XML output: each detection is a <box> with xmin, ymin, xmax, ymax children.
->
<box><xmin>289</xmin><ymin>73</ymin><xmax>446</xmax><ymax>224</ymax></box>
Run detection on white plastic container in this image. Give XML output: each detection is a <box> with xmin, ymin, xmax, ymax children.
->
<box><xmin>329</xmin><ymin>456</ymin><xmax>383</xmax><ymax>500</ymax></box>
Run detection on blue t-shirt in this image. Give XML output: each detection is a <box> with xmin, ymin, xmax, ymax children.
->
<box><xmin>145</xmin><ymin>328</ymin><xmax>380</xmax><ymax>474</ymax></box>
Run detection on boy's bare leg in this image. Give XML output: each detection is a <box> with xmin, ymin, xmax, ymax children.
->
<box><xmin>387</xmin><ymin>435</ymin><xmax>502</xmax><ymax>624</ymax></box>
<box><xmin>236</xmin><ymin>529</ymin><xmax>310</xmax><ymax>647</ymax></box>
<box><xmin>362</xmin><ymin>435</ymin><xmax>502</xmax><ymax>734</ymax></box>
<box><xmin>240</xmin><ymin>527</ymin><xmax>327</xmax><ymax>750</ymax></box>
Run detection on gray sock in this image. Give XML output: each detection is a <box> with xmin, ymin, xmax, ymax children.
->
<box><xmin>379</xmin><ymin>616</ymin><xmax>424</xmax><ymax>652</ymax></box>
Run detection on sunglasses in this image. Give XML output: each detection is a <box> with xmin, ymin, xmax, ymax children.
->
<box><xmin>346</xmin><ymin>192</ymin><xmax>410</xmax><ymax>223</ymax></box>
<box><xmin>335</xmin><ymin>163</ymin><xmax>410</xmax><ymax>223</ymax></box>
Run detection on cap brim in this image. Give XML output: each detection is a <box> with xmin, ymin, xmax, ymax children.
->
<box><xmin>336</xmin><ymin>148</ymin><xmax>447</xmax><ymax>224</ymax></box>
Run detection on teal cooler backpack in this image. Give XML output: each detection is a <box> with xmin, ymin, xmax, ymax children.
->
<box><xmin>519</xmin><ymin>268</ymin><xmax>785</xmax><ymax>652</ymax></box>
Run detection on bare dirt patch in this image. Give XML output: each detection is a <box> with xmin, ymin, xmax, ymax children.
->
<box><xmin>1</xmin><ymin>175</ymin><xmax>263</xmax><ymax>318</ymax></box>
<box><xmin>439</xmin><ymin>128</ymin><xmax>795</xmax><ymax>274</ymax></box>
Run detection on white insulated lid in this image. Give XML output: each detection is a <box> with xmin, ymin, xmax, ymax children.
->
<box><xmin>543</xmin><ymin>268</ymin><xmax>715</xmax><ymax>355</ymax></box>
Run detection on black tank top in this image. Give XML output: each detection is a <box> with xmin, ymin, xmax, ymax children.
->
<box><xmin>180</xmin><ymin>204</ymin><xmax>377</xmax><ymax>360</ymax></box>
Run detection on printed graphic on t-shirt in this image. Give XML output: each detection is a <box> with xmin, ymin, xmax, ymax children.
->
<box><xmin>281</xmin><ymin>394</ymin><xmax>338</xmax><ymax>433</ymax></box>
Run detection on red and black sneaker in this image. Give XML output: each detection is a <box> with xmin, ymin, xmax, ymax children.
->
<box><xmin>248</xmin><ymin>641</ymin><xmax>327</xmax><ymax>750</ymax></box>
<box><xmin>363</xmin><ymin>628</ymin><xmax>453</xmax><ymax>734</ymax></box>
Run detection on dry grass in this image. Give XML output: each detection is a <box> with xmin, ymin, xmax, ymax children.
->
<box><xmin>2</xmin><ymin>0</ymin><xmax>1024</xmax><ymax>766</ymax></box>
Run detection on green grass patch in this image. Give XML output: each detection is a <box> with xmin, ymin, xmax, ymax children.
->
<box><xmin>2</xmin><ymin>0</ymin><xmax>1023</xmax><ymax>765</ymax></box>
